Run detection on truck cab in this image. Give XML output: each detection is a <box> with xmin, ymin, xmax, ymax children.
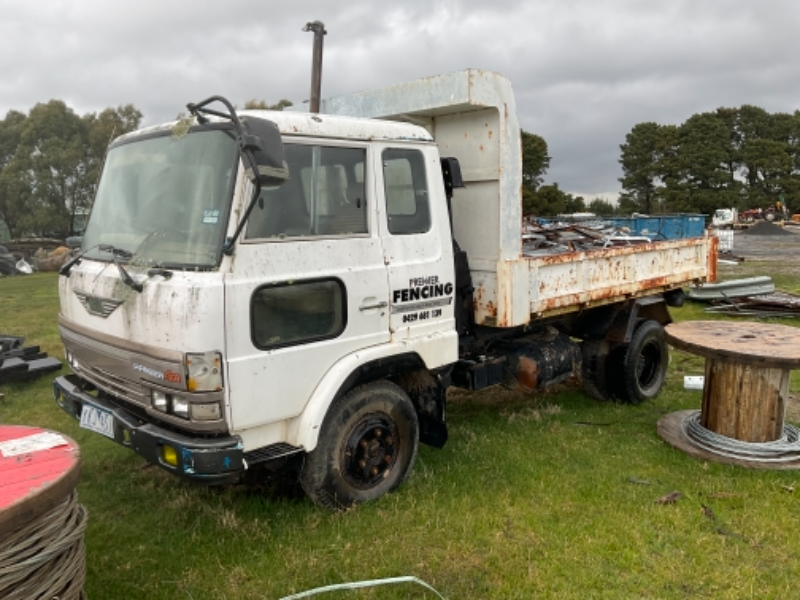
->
<box><xmin>55</xmin><ymin>107</ymin><xmax>459</xmax><ymax>503</ymax></box>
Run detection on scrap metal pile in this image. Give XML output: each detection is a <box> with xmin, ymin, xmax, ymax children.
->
<box><xmin>522</xmin><ymin>219</ymin><xmax>651</xmax><ymax>257</ymax></box>
<box><xmin>703</xmin><ymin>291</ymin><xmax>800</xmax><ymax>318</ymax></box>
<box><xmin>688</xmin><ymin>276</ymin><xmax>800</xmax><ymax>318</ymax></box>
<box><xmin>0</xmin><ymin>335</ymin><xmax>62</xmax><ymax>383</ymax></box>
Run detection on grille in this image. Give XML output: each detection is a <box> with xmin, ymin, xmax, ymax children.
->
<box><xmin>80</xmin><ymin>365</ymin><xmax>146</xmax><ymax>406</ymax></box>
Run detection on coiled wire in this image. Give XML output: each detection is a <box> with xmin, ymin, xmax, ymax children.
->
<box><xmin>0</xmin><ymin>491</ymin><xmax>88</xmax><ymax>600</ymax></box>
<box><xmin>682</xmin><ymin>410</ymin><xmax>800</xmax><ymax>463</ymax></box>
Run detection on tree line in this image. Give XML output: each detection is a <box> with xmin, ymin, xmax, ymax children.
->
<box><xmin>619</xmin><ymin>106</ymin><xmax>800</xmax><ymax>216</ymax></box>
<box><xmin>0</xmin><ymin>102</ymin><xmax>142</xmax><ymax>239</ymax></box>
<box><xmin>11</xmin><ymin>97</ymin><xmax>777</xmax><ymax>241</ymax></box>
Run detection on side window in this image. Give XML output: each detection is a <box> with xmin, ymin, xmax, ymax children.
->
<box><xmin>251</xmin><ymin>279</ymin><xmax>346</xmax><ymax>349</ymax></box>
<box><xmin>246</xmin><ymin>144</ymin><xmax>368</xmax><ymax>239</ymax></box>
<box><xmin>382</xmin><ymin>148</ymin><xmax>430</xmax><ymax>235</ymax></box>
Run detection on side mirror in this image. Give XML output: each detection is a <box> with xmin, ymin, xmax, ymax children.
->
<box><xmin>440</xmin><ymin>157</ymin><xmax>465</xmax><ymax>197</ymax></box>
<box><xmin>186</xmin><ymin>96</ymin><xmax>290</xmax><ymax>255</ymax></box>
<box><xmin>186</xmin><ymin>96</ymin><xmax>289</xmax><ymax>188</ymax></box>
<box><xmin>240</xmin><ymin>117</ymin><xmax>290</xmax><ymax>188</ymax></box>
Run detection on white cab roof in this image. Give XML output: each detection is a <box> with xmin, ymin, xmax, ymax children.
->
<box><xmin>117</xmin><ymin>110</ymin><xmax>433</xmax><ymax>144</ymax></box>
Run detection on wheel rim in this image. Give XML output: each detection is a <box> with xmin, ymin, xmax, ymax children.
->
<box><xmin>341</xmin><ymin>413</ymin><xmax>399</xmax><ymax>489</ymax></box>
<box><xmin>636</xmin><ymin>340</ymin><xmax>662</xmax><ymax>392</ymax></box>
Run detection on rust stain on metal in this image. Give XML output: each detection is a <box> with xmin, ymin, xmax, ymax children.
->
<box><xmin>473</xmin><ymin>284</ymin><xmax>485</xmax><ymax>313</ymax></box>
<box><xmin>633</xmin><ymin>275</ymin><xmax>672</xmax><ymax>290</ymax></box>
<box><xmin>535</xmin><ymin>250</ymin><xmax>586</xmax><ymax>266</ymax></box>
<box><xmin>531</xmin><ymin>237</ymin><xmax>704</xmax><ymax>266</ymax></box>
<box><xmin>707</xmin><ymin>235</ymin><xmax>719</xmax><ymax>282</ymax></box>
<box><xmin>517</xmin><ymin>356</ymin><xmax>539</xmax><ymax>389</ymax></box>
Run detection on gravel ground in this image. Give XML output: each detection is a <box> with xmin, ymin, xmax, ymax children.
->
<box><xmin>727</xmin><ymin>222</ymin><xmax>800</xmax><ymax>262</ymax></box>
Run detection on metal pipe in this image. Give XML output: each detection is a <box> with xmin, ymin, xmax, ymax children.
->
<box><xmin>303</xmin><ymin>21</ymin><xmax>327</xmax><ymax>113</ymax></box>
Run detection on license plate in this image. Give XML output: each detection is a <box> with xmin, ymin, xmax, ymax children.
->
<box><xmin>79</xmin><ymin>404</ymin><xmax>115</xmax><ymax>439</ymax></box>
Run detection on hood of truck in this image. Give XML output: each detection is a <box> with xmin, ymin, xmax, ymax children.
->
<box><xmin>59</xmin><ymin>259</ymin><xmax>226</xmax><ymax>354</ymax></box>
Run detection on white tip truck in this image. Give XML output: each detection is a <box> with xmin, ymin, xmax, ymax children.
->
<box><xmin>54</xmin><ymin>70</ymin><xmax>717</xmax><ymax>509</ymax></box>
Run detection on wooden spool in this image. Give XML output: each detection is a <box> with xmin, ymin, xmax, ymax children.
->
<box><xmin>0</xmin><ymin>425</ymin><xmax>84</xmax><ymax>598</ymax></box>
<box><xmin>665</xmin><ymin>321</ymin><xmax>800</xmax><ymax>443</ymax></box>
<box><xmin>0</xmin><ymin>425</ymin><xmax>81</xmax><ymax>533</ymax></box>
<box><xmin>701</xmin><ymin>358</ymin><xmax>789</xmax><ymax>441</ymax></box>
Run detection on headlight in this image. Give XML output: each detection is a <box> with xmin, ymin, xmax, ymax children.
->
<box><xmin>185</xmin><ymin>351</ymin><xmax>223</xmax><ymax>392</ymax></box>
<box><xmin>172</xmin><ymin>397</ymin><xmax>190</xmax><ymax>419</ymax></box>
<box><xmin>66</xmin><ymin>350</ymin><xmax>80</xmax><ymax>371</ymax></box>
<box><xmin>152</xmin><ymin>390</ymin><xmax>169</xmax><ymax>412</ymax></box>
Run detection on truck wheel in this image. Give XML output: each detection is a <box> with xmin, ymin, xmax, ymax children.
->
<box><xmin>612</xmin><ymin>320</ymin><xmax>668</xmax><ymax>404</ymax></box>
<box><xmin>300</xmin><ymin>381</ymin><xmax>419</xmax><ymax>510</ymax></box>
<box><xmin>581</xmin><ymin>339</ymin><xmax>613</xmax><ymax>401</ymax></box>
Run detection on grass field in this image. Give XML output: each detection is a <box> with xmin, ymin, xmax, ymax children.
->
<box><xmin>2</xmin><ymin>267</ymin><xmax>800</xmax><ymax>599</ymax></box>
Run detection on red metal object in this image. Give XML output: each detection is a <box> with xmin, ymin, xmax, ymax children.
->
<box><xmin>706</xmin><ymin>234</ymin><xmax>718</xmax><ymax>282</ymax></box>
<box><xmin>0</xmin><ymin>425</ymin><xmax>81</xmax><ymax>534</ymax></box>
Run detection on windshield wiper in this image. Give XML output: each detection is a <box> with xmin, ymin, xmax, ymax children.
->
<box><xmin>99</xmin><ymin>244</ymin><xmax>143</xmax><ymax>293</ymax></box>
<box><xmin>60</xmin><ymin>244</ymin><xmax>102</xmax><ymax>277</ymax></box>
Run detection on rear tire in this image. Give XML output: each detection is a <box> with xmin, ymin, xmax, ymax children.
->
<box><xmin>612</xmin><ymin>320</ymin><xmax>668</xmax><ymax>404</ymax></box>
<box><xmin>300</xmin><ymin>381</ymin><xmax>419</xmax><ymax>510</ymax></box>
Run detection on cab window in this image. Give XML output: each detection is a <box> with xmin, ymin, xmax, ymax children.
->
<box><xmin>246</xmin><ymin>144</ymin><xmax>367</xmax><ymax>239</ymax></box>
<box><xmin>251</xmin><ymin>279</ymin><xmax>346</xmax><ymax>349</ymax></box>
<box><xmin>382</xmin><ymin>148</ymin><xmax>430</xmax><ymax>235</ymax></box>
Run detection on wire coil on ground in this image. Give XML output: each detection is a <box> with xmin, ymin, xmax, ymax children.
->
<box><xmin>682</xmin><ymin>410</ymin><xmax>800</xmax><ymax>463</ymax></box>
<box><xmin>0</xmin><ymin>491</ymin><xmax>88</xmax><ymax>600</ymax></box>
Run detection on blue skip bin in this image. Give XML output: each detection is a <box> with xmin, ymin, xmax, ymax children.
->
<box><xmin>609</xmin><ymin>214</ymin><xmax>706</xmax><ymax>240</ymax></box>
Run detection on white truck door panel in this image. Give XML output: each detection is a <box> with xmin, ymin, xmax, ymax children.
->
<box><xmin>376</xmin><ymin>144</ymin><xmax>456</xmax><ymax>345</ymax></box>
<box><xmin>224</xmin><ymin>141</ymin><xmax>389</xmax><ymax>432</ymax></box>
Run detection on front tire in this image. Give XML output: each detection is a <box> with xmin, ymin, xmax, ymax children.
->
<box><xmin>612</xmin><ymin>320</ymin><xmax>668</xmax><ymax>404</ymax></box>
<box><xmin>300</xmin><ymin>381</ymin><xmax>419</xmax><ymax>510</ymax></box>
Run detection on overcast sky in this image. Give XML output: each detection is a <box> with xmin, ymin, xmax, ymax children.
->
<box><xmin>2</xmin><ymin>0</ymin><xmax>799</xmax><ymax>200</ymax></box>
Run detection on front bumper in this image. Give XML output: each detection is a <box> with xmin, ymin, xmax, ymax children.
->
<box><xmin>54</xmin><ymin>374</ymin><xmax>244</xmax><ymax>485</ymax></box>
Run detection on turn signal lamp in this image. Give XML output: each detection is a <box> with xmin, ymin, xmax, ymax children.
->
<box><xmin>162</xmin><ymin>445</ymin><xmax>178</xmax><ymax>467</ymax></box>
<box><xmin>186</xmin><ymin>351</ymin><xmax>223</xmax><ymax>392</ymax></box>
<box><xmin>192</xmin><ymin>402</ymin><xmax>222</xmax><ymax>421</ymax></box>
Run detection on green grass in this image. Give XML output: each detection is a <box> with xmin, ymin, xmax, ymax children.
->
<box><xmin>2</xmin><ymin>271</ymin><xmax>800</xmax><ymax>599</ymax></box>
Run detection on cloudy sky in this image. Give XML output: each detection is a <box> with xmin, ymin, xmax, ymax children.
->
<box><xmin>2</xmin><ymin>0</ymin><xmax>799</xmax><ymax>200</ymax></box>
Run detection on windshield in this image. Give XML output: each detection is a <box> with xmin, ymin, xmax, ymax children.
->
<box><xmin>82</xmin><ymin>128</ymin><xmax>238</xmax><ymax>269</ymax></box>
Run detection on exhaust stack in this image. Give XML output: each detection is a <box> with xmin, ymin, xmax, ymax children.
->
<box><xmin>303</xmin><ymin>21</ymin><xmax>327</xmax><ymax>114</ymax></box>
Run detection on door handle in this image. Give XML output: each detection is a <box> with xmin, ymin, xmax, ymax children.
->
<box><xmin>359</xmin><ymin>301</ymin><xmax>388</xmax><ymax>311</ymax></box>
